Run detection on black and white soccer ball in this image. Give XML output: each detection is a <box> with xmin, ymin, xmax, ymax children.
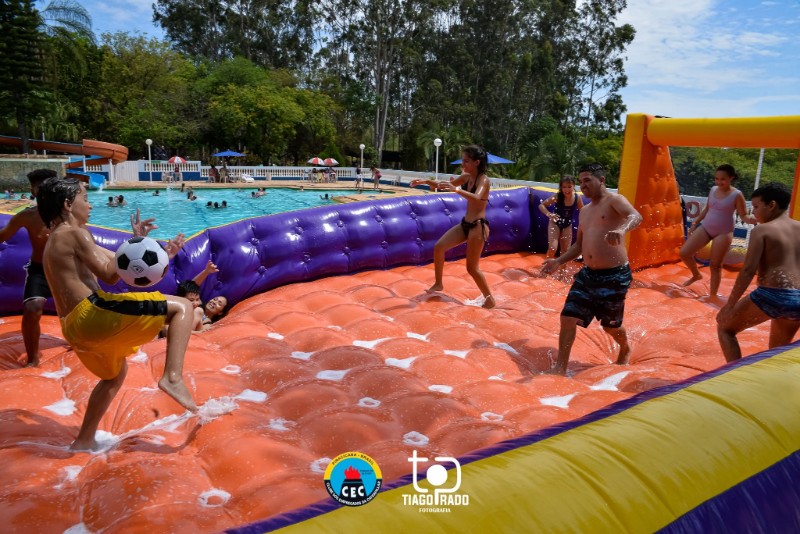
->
<box><xmin>115</xmin><ymin>236</ymin><xmax>169</xmax><ymax>287</ymax></box>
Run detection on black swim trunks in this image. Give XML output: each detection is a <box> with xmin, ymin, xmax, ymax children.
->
<box><xmin>561</xmin><ymin>264</ymin><xmax>632</xmax><ymax>328</ymax></box>
<box><xmin>460</xmin><ymin>217</ymin><xmax>489</xmax><ymax>240</ymax></box>
<box><xmin>23</xmin><ymin>261</ymin><xmax>52</xmax><ymax>302</ymax></box>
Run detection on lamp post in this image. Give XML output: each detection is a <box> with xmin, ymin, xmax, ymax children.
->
<box><xmin>433</xmin><ymin>138</ymin><xmax>442</xmax><ymax>181</ymax></box>
<box><xmin>359</xmin><ymin>143</ymin><xmax>365</xmax><ymax>170</ymax></box>
<box><xmin>145</xmin><ymin>139</ymin><xmax>153</xmax><ymax>182</ymax></box>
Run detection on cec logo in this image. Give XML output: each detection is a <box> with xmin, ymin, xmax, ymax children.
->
<box><xmin>324</xmin><ymin>452</ymin><xmax>382</xmax><ymax>507</ymax></box>
<box><xmin>402</xmin><ymin>450</ymin><xmax>470</xmax><ymax>512</ymax></box>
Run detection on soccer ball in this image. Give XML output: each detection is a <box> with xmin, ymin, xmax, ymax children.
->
<box><xmin>115</xmin><ymin>236</ymin><xmax>170</xmax><ymax>287</ymax></box>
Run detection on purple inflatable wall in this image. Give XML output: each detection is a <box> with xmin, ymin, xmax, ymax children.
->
<box><xmin>0</xmin><ymin>187</ymin><xmax>558</xmax><ymax>316</ymax></box>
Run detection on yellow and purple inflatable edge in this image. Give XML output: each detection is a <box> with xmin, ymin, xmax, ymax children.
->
<box><xmin>229</xmin><ymin>341</ymin><xmax>800</xmax><ymax>533</ymax></box>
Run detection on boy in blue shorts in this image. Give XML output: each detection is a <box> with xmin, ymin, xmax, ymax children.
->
<box><xmin>37</xmin><ymin>177</ymin><xmax>198</xmax><ymax>451</ymax></box>
<box><xmin>717</xmin><ymin>182</ymin><xmax>800</xmax><ymax>361</ymax></box>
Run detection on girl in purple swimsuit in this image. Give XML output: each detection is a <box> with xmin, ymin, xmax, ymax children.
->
<box><xmin>680</xmin><ymin>164</ymin><xmax>756</xmax><ymax>296</ymax></box>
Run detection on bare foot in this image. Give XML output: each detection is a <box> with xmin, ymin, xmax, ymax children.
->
<box><xmin>482</xmin><ymin>295</ymin><xmax>496</xmax><ymax>309</ymax></box>
<box><xmin>682</xmin><ymin>274</ymin><xmax>703</xmax><ymax>287</ymax></box>
<box><xmin>158</xmin><ymin>377</ymin><xmax>198</xmax><ymax>412</ymax></box>
<box><xmin>25</xmin><ymin>353</ymin><xmax>41</xmax><ymax>367</ymax></box>
<box><xmin>70</xmin><ymin>437</ymin><xmax>100</xmax><ymax>452</ymax></box>
<box><xmin>425</xmin><ymin>283</ymin><xmax>444</xmax><ymax>294</ymax></box>
<box><xmin>615</xmin><ymin>344</ymin><xmax>631</xmax><ymax>365</ymax></box>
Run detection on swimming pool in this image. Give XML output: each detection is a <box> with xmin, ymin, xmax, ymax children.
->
<box><xmin>89</xmin><ymin>187</ymin><xmax>375</xmax><ymax>237</ymax></box>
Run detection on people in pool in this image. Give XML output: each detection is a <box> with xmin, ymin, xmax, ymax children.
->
<box><xmin>680</xmin><ymin>164</ymin><xmax>756</xmax><ymax>296</ymax></box>
<box><xmin>538</xmin><ymin>175</ymin><xmax>584</xmax><ymax>258</ymax></box>
<box><xmin>409</xmin><ymin>145</ymin><xmax>495</xmax><ymax>309</ymax></box>
<box><xmin>717</xmin><ymin>182</ymin><xmax>800</xmax><ymax>361</ymax></box>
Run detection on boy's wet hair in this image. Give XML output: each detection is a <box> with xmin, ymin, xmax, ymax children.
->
<box><xmin>751</xmin><ymin>182</ymin><xmax>791</xmax><ymax>210</ymax></box>
<box><xmin>177</xmin><ymin>280</ymin><xmax>201</xmax><ymax>297</ymax></box>
<box><xmin>36</xmin><ymin>177</ymin><xmax>83</xmax><ymax>228</ymax></box>
<box><xmin>27</xmin><ymin>169</ymin><xmax>57</xmax><ymax>186</ymax></box>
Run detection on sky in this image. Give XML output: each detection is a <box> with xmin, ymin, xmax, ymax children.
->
<box><xmin>74</xmin><ymin>0</ymin><xmax>800</xmax><ymax>119</ymax></box>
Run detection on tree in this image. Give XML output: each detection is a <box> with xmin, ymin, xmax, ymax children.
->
<box><xmin>0</xmin><ymin>0</ymin><xmax>48</xmax><ymax>151</ymax></box>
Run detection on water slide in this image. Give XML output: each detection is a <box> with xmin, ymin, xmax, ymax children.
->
<box><xmin>0</xmin><ymin>135</ymin><xmax>128</xmax><ymax>164</ymax></box>
<box><xmin>0</xmin><ymin>135</ymin><xmax>128</xmax><ymax>188</ymax></box>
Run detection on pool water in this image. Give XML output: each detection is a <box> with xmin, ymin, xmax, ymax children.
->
<box><xmin>89</xmin><ymin>187</ymin><xmax>375</xmax><ymax>237</ymax></box>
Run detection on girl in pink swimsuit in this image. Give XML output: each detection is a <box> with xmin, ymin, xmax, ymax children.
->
<box><xmin>679</xmin><ymin>164</ymin><xmax>756</xmax><ymax>296</ymax></box>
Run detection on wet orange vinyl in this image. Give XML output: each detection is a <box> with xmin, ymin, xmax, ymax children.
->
<box><xmin>0</xmin><ymin>253</ymin><xmax>776</xmax><ymax>532</ymax></box>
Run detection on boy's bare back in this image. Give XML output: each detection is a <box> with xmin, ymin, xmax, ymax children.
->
<box><xmin>751</xmin><ymin>216</ymin><xmax>800</xmax><ymax>289</ymax></box>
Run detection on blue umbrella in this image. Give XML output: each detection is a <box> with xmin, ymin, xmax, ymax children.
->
<box><xmin>212</xmin><ymin>150</ymin><xmax>245</xmax><ymax>157</ymax></box>
<box><xmin>450</xmin><ymin>152</ymin><xmax>515</xmax><ymax>165</ymax></box>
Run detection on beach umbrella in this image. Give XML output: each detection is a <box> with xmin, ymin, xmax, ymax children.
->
<box><xmin>450</xmin><ymin>152</ymin><xmax>515</xmax><ymax>165</ymax></box>
<box><xmin>308</xmin><ymin>157</ymin><xmax>325</xmax><ymax>165</ymax></box>
<box><xmin>323</xmin><ymin>157</ymin><xmax>339</xmax><ymax>166</ymax></box>
<box><xmin>212</xmin><ymin>150</ymin><xmax>245</xmax><ymax>158</ymax></box>
<box><xmin>168</xmin><ymin>156</ymin><xmax>187</xmax><ymax>164</ymax></box>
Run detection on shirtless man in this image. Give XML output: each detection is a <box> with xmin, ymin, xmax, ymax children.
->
<box><xmin>541</xmin><ymin>163</ymin><xmax>642</xmax><ymax>375</ymax></box>
<box><xmin>0</xmin><ymin>169</ymin><xmax>57</xmax><ymax>366</ymax></box>
<box><xmin>717</xmin><ymin>182</ymin><xmax>800</xmax><ymax>361</ymax></box>
<box><xmin>37</xmin><ymin>177</ymin><xmax>197</xmax><ymax>451</ymax></box>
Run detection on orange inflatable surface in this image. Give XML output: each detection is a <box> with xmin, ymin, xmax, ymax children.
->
<box><xmin>0</xmin><ymin>253</ymin><xmax>772</xmax><ymax>532</ymax></box>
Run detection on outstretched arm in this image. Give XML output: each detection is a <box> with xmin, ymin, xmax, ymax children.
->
<box><xmin>0</xmin><ymin>211</ymin><xmax>24</xmax><ymax>244</ymax></box>
<box><xmin>542</xmin><ymin>228</ymin><xmax>583</xmax><ymax>273</ymax></box>
<box><xmin>192</xmin><ymin>260</ymin><xmax>218</xmax><ymax>287</ymax></box>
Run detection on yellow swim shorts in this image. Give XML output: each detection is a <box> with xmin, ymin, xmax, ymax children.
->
<box><xmin>60</xmin><ymin>290</ymin><xmax>168</xmax><ymax>380</ymax></box>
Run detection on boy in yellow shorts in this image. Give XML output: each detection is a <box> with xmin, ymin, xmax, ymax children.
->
<box><xmin>37</xmin><ymin>177</ymin><xmax>198</xmax><ymax>451</ymax></box>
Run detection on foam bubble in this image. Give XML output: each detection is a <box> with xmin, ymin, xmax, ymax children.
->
<box><xmin>44</xmin><ymin>398</ymin><xmax>76</xmax><ymax>416</ymax></box>
<box><xmin>234</xmin><ymin>389</ymin><xmax>268</xmax><ymax>402</ymax></box>
<box><xmin>267</xmin><ymin>332</ymin><xmax>284</xmax><ymax>340</ymax></box>
<box><xmin>403</xmin><ymin>431</ymin><xmax>429</xmax><ymax>447</ymax></box>
<box><xmin>327</xmin><ymin>324</ymin><xmax>343</xmax><ymax>331</ymax></box>
<box><xmin>428</xmin><ymin>385</ymin><xmax>452</xmax><ymax>394</ymax></box>
<box><xmin>267</xmin><ymin>418</ymin><xmax>294</xmax><ymax>431</ymax></box>
<box><xmin>220</xmin><ymin>365</ymin><xmax>241</xmax><ymax>375</ymax></box>
<box><xmin>316</xmin><ymin>369</ymin><xmax>349</xmax><ymax>381</ymax></box>
<box><xmin>358</xmin><ymin>397</ymin><xmax>381</xmax><ymax>408</ymax></box>
<box><xmin>463</xmin><ymin>295</ymin><xmax>490</xmax><ymax>307</ymax></box>
<box><xmin>386</xmin><ymin>356</ymin><xmax>416</xmax><ymax>369</ymax></box>
<box><xmin>481</xmin><ymin>412</ymin><xmax>504</xmax><ymax>422</ymax></box>
<box><xmin>310</xmin><ymin>458</ymin><xmax>331</xmax><ymax>474</ymax></box>
<box><xmin>198</xmin><ymin>488</ymin><xmax>231</xmax><ymax>508</ymax></box>
<box><xmin>42</xmin><ymin>366</ymin><xmax>71</xmax><ymax>379</ymax></box>
<box><xmin>198</xmin><ymin>397</ymin><xmax>238</xmax><ymax>423</ymax></box>
<box><xmin>540</xmin><ymin>394</ymin><xmax>575</xmax><ymax>408</ymax></box>
<box><xmin>406</xmin><ymin>332</ymin><xmax>429</xmax><ymax>341</ymax></box>
<box><xmin>130</xmin><ymin>349</ymin><xmax>148</xmax><ymax>364</ymax></box>
<box><xmin>55</xmin><ymin>465</ymin><xmax>83</xmax><ymax>489</ymax></box>
<box><xmin>590</xmin><ymin>371</ymin><xmax>630</xmax><ymax>391</ymax></box>
<box><xmin>443</xmin><ymin>350</ymin><xmax>469</xmax><ymax>359</ymax></box>
<box><xmin>64</xmin><ymin>523</ymin><xmax>91</xmax><ymax>534</ymax></box>
<box><xmin>494</xmin><ymin>342</ymin><xmax>519</xmax><ymax>355</ymax></box>
<box><xmin>291</xmin><ymin>351</ymin><xmax>314</xmax><ymax>360</ymax></box>
<box><xmin>488</xmin><ymin>375</ymin><xmax>505</xmax><ymax>381</ymax></box>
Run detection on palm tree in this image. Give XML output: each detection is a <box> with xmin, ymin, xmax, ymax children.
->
<box><xmin>520</xmin><ymin>131</ymin><xmax>586</xmax><ymax>182</ymax></box>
